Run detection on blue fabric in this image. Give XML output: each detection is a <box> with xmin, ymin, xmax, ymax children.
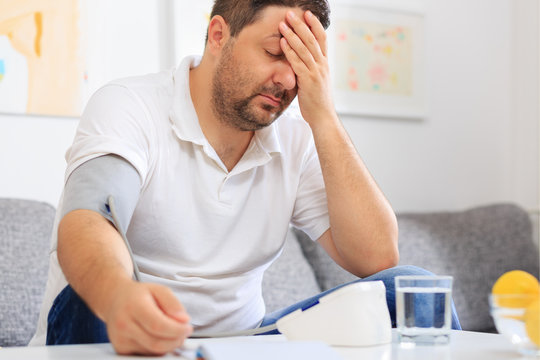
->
<box><xmin>46</xmin><ymin>265</ymin><xmax>461</xmax><ymax>345</ymax></box>
<box><xmin>259</xmin><ymin>265</ymin><xmax>461</xmax><ymax>334</ymax></box>
<box><xmin>46</xmin><ymin>286</ymin><xmax>108</xmax><ymax>345</ymax></box>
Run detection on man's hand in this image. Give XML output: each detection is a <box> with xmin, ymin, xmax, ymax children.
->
<box><xmin>58</xmin><ymin>210</ymin><xmax>193</xmax><ymax>355</ymax></box>
<box><xmin>104</xmin><ymin>280</ymin><xmax>193</xmax><ymax>355</ymax></box>
<box><xmin>278</xmin><ymin>10</ymin><xmax>399</xmax><ymax>277</ymax></box>
<box><xmin>279</xmin><ymin>10</ymin><xmax>335</xmax><ymax>126</ymax></box>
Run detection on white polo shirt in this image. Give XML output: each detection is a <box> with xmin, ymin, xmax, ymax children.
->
<box><xmin>31</xmin><ymin>56</ymin><xmax>330</xmax><ymax>345</ymax></box>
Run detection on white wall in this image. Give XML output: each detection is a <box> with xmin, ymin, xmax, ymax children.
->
<box><xmin>341</xmin><ymin>0</ymin><xmax>538</xmax><ymax>214</ymax></box>
<box><xmin>0</xmin><ymin>0</ymin><xmax>162</xmax><ymax>207</ymax></box>
<box><xmin>0</xmin><ymin>115</ymin><xmax>78</xmax><ymax>207</ymax></box>
<box><xmin>0</xmin><ymin>0</ymin><xmax>538</xmax><ymax>231</ymax></box>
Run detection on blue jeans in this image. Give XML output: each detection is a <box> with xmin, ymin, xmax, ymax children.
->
<box><xmin>47</xmin><ymin>286</ymin><xmax>108</xmax><ymax>345</ymax></box>
<box><xmin>46</xmin><ymin>265</ymin><xmax>461</xmax><ymax>345</ymax></box>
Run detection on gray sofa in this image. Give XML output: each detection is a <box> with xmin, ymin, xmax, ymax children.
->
<box><xmin>1</xmin><ymin>199</ymin><xmax>538</xmax><ymax>346</ymax></box>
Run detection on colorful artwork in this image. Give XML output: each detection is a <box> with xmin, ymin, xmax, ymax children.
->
<box><xmin>330</xmin><ymin>2</ymin><xmax>425</xmax><ymax>118</ymax></box>
<box><xmin>0</xmin><ymin>0</ymin><xmax>84</xmax><ymax>117</ymax></box>
<box><xmin>335</xmin><ymin>20</ymin><xmax>413</xmax><ymax>96</ymax></box>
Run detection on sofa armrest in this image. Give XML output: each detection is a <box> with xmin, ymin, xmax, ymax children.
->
<box><xmin>0</xmin><ymin>198</ymin><xmax>55</xmax><ymax>346</ymax></box>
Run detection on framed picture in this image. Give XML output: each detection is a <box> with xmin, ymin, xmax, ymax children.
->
<box><xmin>328</xmin><ymin>0</ymin><xmax>426</xmax><ymax>119</ymax></box>
<box><xmin>0</xmin><ymin>0</ymin><xmax>163</xmax><ymax>118</ymax></box>
<box><xmin>0</xmin><ymin>0</ymin><xmax>86</xmax><ymax>117</ymax></box>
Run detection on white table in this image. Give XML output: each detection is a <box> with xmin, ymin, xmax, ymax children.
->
<box><xmin>0</xmin><ymin>330</ymin><xmax>523</xmax><ymax>359</ymax></box>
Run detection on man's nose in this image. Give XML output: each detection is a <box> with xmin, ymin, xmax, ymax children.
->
<box><xmin>273</xmin><ymin>60</ymin><xmax>296</xmax><ymax>90</ymax></box>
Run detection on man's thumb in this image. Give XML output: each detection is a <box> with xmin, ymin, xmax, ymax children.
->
<box><xmin>150</xmin><ymin>284</ymin><xmax>191</xmax><ymax>323</ymax></box>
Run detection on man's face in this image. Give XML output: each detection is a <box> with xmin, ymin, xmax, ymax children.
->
<box><xmin>211</xmin><ymin>6</ymin><xmax>303</xmax><ymax>131</ymax></box>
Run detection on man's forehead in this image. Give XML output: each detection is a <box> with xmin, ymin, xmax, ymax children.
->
<box><xmin>264</xmin><ymin>33</ymin><xmax>283</xmax><ymax>40</ymax></box>
<box><xmin>246</xmin><ymin>6</ymin><xmax>305</xmax><ymax>35</ymax></box>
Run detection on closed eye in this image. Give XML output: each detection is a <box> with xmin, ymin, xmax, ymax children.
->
<box><xmin>265</xmin><ymin>50</ymin><xmax>284</xmax><ymax>59</ymax></box>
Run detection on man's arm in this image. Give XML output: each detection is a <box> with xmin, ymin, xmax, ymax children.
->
<box><xmin>279</xmin><ymin>10</ymin><xmax>399</xmax><ymax>278</ymax></box>
<box><xmin>57</xmin><ymin>157</ymin><xmax>192</xmax><ymax>355</ymax></box>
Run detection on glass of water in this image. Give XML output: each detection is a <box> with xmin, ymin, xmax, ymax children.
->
<box><xmin>395</xmin><ymin>275</ymin><xmax>453</xmax><ymax>345</ymax></box>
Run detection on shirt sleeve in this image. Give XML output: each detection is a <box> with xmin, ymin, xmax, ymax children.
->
<box><xmin>64</xmin><ymin>83</ymin><xmax>155</xmax><ymax>185</ymax></box>
<box><xmin>290</xmin><ymin>136</ymin><xmax>330</xmax><ymax>241</ymax></box>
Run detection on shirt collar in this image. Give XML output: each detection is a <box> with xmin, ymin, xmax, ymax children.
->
<box><xmin>169</xmin><ymin>55</ymin><xmax>283</xmax><ymax>156</ymax></box>
<box><xmin>169</xmin><ymin>55</ymin><xmax>207</xmax><ymax>146</ymax></box>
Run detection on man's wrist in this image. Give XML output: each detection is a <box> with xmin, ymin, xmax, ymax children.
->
<box><xmin>79</xmin><ymin>271</ymin><xmax>135</xmax><ymax>322</ymax></box>
<box><xmin>307</xmin><ymin>110</ymin><xmax>341</xmax><ymax>136</ymax></box>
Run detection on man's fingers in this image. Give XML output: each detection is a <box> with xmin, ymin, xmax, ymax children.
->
<box><xmin>150</xmin><ymin>284</ymin><xmax>191</xmax><ymax>323</ymax></box>
<box><xmin>305</xmin><ymin>10</ymin><xmax>328</xmax><ymax>57</ymax></box>
<box><xmin>118</xmin><ymin>321</ymin><xmax>186</xmax><ymax>356</ymax></box>
<box><xmin>105</xmin><ymin>282</ymin><xmax>192</xmax><ymax>355</ymax></box>
<box><xmin>133</xmin><ymin>287</ymin><xmax>192</xmax><ymax>339</ymax></box>
<box><xmin>137</xmin><ymin>305</ymin><xmax>192</xmax><ymax>340</ymax></box>
<box><xmin>280</xmin><ymin>36</ymin><xmax>305</xmax><ymax>77</ymax></box>
<box><xmin>279</xmin><ymin>20</ymin><xmax>315</xmax><ymax>70</ymax></box>
<box><xmin>132</xmin><ymin>318</ymin><xmax>190</xmax><ymax>355</ymax></box>
<box><xmin>112</xmin><ymin>338</ymin><xmax>148</xmax><ymax>356</ymax></box>
<box><xmin>135</xmin><ymin>309</ymin><xmax>192</xmax><ymax>339</ymax></box>
<box><xmin>283</xmin><ymin>11</ymin><xmax>324</xmax><ymax>64</ymax></box>
<box><xmin>109</xmin><ymin>315</ymin><xmax>184</xmax><ymax>356</ymax></box>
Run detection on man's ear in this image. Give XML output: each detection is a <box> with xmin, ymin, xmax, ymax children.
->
<box><xmin>206</xmin><ymin>15</ymin><xmax>230</xmax><ymax>55</ymax></box>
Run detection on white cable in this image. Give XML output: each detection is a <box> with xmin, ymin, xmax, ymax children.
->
<box><xmin>190</xmin><ymin>323</ymin><xmax>278</xmax><ymax>338</ymax></box>
<box><xmin>107</xmin><ymin>195</ymin><xmax>141</xmax><ymax>281</ymax></box>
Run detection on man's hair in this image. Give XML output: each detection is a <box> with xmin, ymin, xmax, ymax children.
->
<box><xmin>207</xmin><ymin>0</ymin><xmax>330</xmax><ymax>40</ymax></box>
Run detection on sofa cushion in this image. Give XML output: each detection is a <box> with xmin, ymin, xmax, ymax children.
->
<box><xmin>397</xmin><ymin>203</ymin><xmax>539</xmax><ymax>332</ymax></box>
<box><xmin>293</xmin><ymin>228</ymin><xmax>359</xmax><ymax>291</ymax></box>
<box><xmin>0</xmin><ymin>199</ymin><xmax>55</xmax><ymax>346</ymax></box>
<box><xmin>262</xmin><ymin>228</ymin><xmax>322</xmax><ymax>313</ymax></box>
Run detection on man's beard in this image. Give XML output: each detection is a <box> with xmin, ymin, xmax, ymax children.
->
<box><xmin>211</xmin><ymin>43</ymin><xmax>295</xmax><ymax>131</ymax></box>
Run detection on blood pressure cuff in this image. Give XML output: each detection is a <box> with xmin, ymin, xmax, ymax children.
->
<box><xmin>61</xmin><ymin>155</ymin><xmax>141</xmax><ymax>233</ymax></box>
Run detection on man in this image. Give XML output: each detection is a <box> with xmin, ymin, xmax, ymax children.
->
<box><xmin>31</xmin><ymin>0</ymin><xmax>459</xmax><ymax>355</ymax></box>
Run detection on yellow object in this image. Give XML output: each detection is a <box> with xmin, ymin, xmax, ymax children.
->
<box><xmin>525</xmin><ymin>300</ymin><xmax>540</xmax><ymax>347</ymax></box>
<box><xmin>491</xmin><ymin>270</ymin><xmax>540</xmax><ymax>308</ymax></box>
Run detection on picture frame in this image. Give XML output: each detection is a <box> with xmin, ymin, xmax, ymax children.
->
<box><xmin>0</xmin><ymin>0</ymin><xmax>164</xmax><ymax>118</ymax></box>
<box><xmin>328</xmin><ymin>0</ymin><xmax>426</xmax><ymax>119</ymax></box>
<box><xmin>0</xmin><ymin>0</ymin><xmax>85</xmax><ymax>117</ymax></box>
